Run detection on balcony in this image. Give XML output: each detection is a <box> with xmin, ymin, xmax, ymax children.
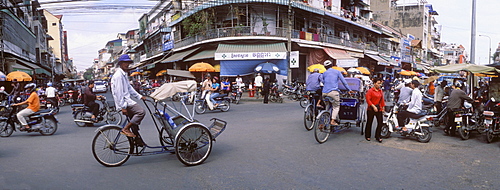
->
<box><xmin>173</xmin><ymin>26</ymin><xmax>381</xmax><ymax>53</ymax></box>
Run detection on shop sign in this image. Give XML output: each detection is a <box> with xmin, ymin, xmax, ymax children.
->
<box><xmin>337</xmin><ymin>59</ymin><xmax>358</xmax><ymax>68</ymax></box>
<box><xmin>289</xmin><ymin>51</ymin><xmax>299</xmax><ymax>68</ymax></box>
<box><xmin>215</xmin><ymin>52</ymin><xmax>287</xmax><ymax>60</ymax></box>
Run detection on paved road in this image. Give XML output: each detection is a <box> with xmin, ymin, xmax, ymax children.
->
<box><xmin>1</xmin><ymin>93</ymin><xmax>500</xmax><ymax>189</ymax></box>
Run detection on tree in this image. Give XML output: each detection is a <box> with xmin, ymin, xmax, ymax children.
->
<box><xmin>83</xmin><ymin>68</ymin><xmax>94</xmax><ymax>80</ymax></box>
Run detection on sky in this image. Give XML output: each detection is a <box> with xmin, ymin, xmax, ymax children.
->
<box><xmin>39</xmin><ymin>0</ymin><xmax>500</xmax><ymax>71</ymax></box>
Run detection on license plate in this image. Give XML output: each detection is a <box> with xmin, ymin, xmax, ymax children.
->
<box><xmin>455</xmin><ymin>117</ymin><xmax>462</xmax><ymax>122</ymax></box>
<box><xmin>485</xmin><ymin>119</ymin><xmax>493</xmax><ymax>125</ymax></box>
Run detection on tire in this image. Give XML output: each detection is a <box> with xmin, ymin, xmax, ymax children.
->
<box><xmin>304</xmin><ymin>105</ymin><xmax>315</xmax><ymax>131</ymax></box>
<box><xmin>457</xmin><ymin>123</ymin><xmax>470</xmax><ymax>140</ymax></box>
<box><xmin>74</xmin><ymin>111</ymin><xmax>87</xmax><ymax>127</ymax></box>
<box><xmin>194</xmin><ymin>101</ymin><xmax>206</xmax><ymax>114</ymax></box>
<box><xmin>289</xmin><ymin>93</ymin><xmax>298</xmax><ymax>101</ymax></box>
<box><xmin>283</xmin><ymin>89</ymin><xmax>291</xmax><ymax>96</ymax></box>
<box><xmin>39</xmin><ymin>118</ymin><xmax>58</xmax><ymax>136</ymax></box>
<box><xmin>299</xmin><ymin>98</ymin><xmax>308</xmax><ymax>108</ymax></box>
<box><xmin>486</xmin><ymin>130</ymin><xmax>494</xmax><ymax>143</ymax></box>
<box><xmin>220</xmin><ymin>100</ymin><xmax>230</xmax><ymax>112</ymax></box>
<box><xmin>269</xmin><ymin>95</ymin><xmax>277</xmax><ymax>103</ymax></box>
<box><xmin>278</xmin><ymin>98</ymin><xmax>283</xmax><ymax>103</ymax></box>
<box><xmin>106</xmin><ymin>111</ymin><xmax>122</xmax><ymax>125</ymax></box>
<box><xmin>175</xmin><ymin>124</ymin><xmax>213</xmax><ymax>166</ymax></box>
<box><xmin>0</xmin><ymin>121</ymin><xmax>14</xmax><ymax>137</ymax></box>
<box><xmin>235</xmin><ymin>94</ymin><xmax>241</xmax><ymax>104</ymax></box>
<box><xmin>314</xmin><ymin>112</ymin><xmax>331</xmax><ymax>144</ymax></box>
<box><xmin>380</xmin><ymin>124</ymin><xmax>391</xmax><ymax>138</ymax></box>
<box><xmin>417</xmin><ymin>128</ymin><xmax>432</xmax><ymax>143</ymax></box>
<box><xmin>59</xmin><ymin>99</ymin><xmax>66</xmax><ymax>107</ymax></box>
<box><xmin>92</xmin><ymin>126</ymin><xmax>132</xmax><ymax>167</ymax></box>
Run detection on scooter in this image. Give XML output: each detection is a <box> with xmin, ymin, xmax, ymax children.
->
<box><xmin>0</xmin><ymin>104</ymin><xmax>58</xmax><ymax>137</ymax></box>
<box><xmin>483</xmin><ymin>98</ymin><xmax>500</xmax><ymax>143</ymax></box>
<box><xmin>194</xmin><ymin>91</ymin><xmax>230</xmax><ymax>114</ymax></box>
<box><xmin>381</xmin><ymin>104</ymin><xmax>433</xmax><ymax>143</ymax></box>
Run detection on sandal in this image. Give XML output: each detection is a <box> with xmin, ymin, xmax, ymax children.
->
<box><xmin>120</xmin><ymin>130</ymin><xmax>136</xmax><ymax>137</ymax></box>
<box><xmin>377</xmin><ymin>138</ymin><xmax>383</xmax><ymax>143</ymax></box>
<box><xmin>365</xmin><ymin>138</ymin><xmax>371</xmax><ymax>141</ymax></box>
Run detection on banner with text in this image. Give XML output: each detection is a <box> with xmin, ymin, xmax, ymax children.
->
<box><xmin>215</xmin><ymin>52</ymin><xmax>287</xmax><ymax>60</ymax></box>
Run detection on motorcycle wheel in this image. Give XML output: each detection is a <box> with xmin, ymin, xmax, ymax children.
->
<box><xmin>457</xmin><ymin>124</ymin><xmax>470</xmax><ymax>140</ymax></box>
<box><xmin>194</xmin><ymin>101</ymin><xmax>206</xmax><ymax>114</ymax></box>
<box><xmin>40</xmin><ymin>118</ymin><xmax>58</xmax><ymax>136</ymax></box>
<box><xmin>220</xmin><ymin>100</ymin><xmax>230</xmax><ymax>112</ymax></box>
<box><xmin>59</xmin><ymin>99</ymin><xmax>66</xmax><ymax>107</ymax></box>
<box><xmin>380</xmin><ymin>124</ymin><xmax>391</xmax><ymax>138</ymax></box>
<box><xmin>283</xmin><ymin>89</ymin><xmax>291</xmax><ymax>96</ymax></box>
<box><xmin>299</xmin><ymin>98</ymin><xmax>308</xmax><ymax>108</ymax></box>
<box><xmin>235</xmin><ymin>94</ymin><xmax>241</xmax><ymax>104</ymax></box>
<box><xmin>74</xmin><ymin>111</ymin><xmax>87</xmax><ymax>127</ymax></box>
<box><xmin>106</xmin><ymin>111</ymin><xmax>122</xmax><ymax>125</ymax></box>
<box><xmin>416</xmin><ymin>128</ymin><xmax>432</xmax><ymax>143</ymax></box>
<box><xmin>0</xmin><ymin>121</ymin><xmax>14</xmax><ymax>137</ymax></box>
<box><xmin>278</xmin><ymin>97</ymin><xmax>283</xmax><ymax>103</ymax></box>
<box><xmin>486</xmin><ymin>130</ymin><xmax>495</xmax><ymax>143</ymax></box>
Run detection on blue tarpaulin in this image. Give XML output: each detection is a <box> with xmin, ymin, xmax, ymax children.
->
<box><xmin>220</xmin><ymin>59</ymin><xmax>288</xmax><ymax>77</ymax></box>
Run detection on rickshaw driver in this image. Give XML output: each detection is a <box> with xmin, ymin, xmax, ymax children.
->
<box><xmin>321</xmin><ymin>60</ymin><xmax>354</xmax><ymax>126</ymax></box>
<box><xmin>111</xmin><ymin>54</ymin><xmax>147</xmax><ymax>138</ymax></box>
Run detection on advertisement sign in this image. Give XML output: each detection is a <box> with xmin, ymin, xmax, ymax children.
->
<box><xmin>215</xmin><ymin>52</ymin><xmax>287</xmax><ymax>60</ymax></box>
<box><xmin>289</xmin><ymin>51</ymin><xmax>299</xmax><ymax>68</ymax></box>
<box><xmin>162</xmin><ymin>34</ymin><xmax>174</xmax><ymax>51</ymax></box>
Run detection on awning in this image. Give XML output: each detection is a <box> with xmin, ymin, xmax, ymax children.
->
<box><xmin>162</xmin><ymin>47</ymin><xmax>200</xmax><ymax>63</ymax></box>
<box><xmin>215</xmin><ymin>43</ymin><xmax>287</xmax><ymax>60</ymax></box>
<box><xmin>184</xmin><ymin>49</ymin><xmax>215</xmax><ymax>62</ymax></box>
<box><xmin>323</xmin><ymin>48</ymin><xmax>358</xmax><ymax>67</ymax></box>
<box><xmin>297</xmin><ymin>43</ymin><xmax>323</xmax><ymax>49</ymax></box>
<box><xmin>379</xmin><ymin>55</ymin><xmax>399</xmax><ymax>66</ymax></box>
<box><xmin>166</xmin><ymin>69</ymin><xmax>195</xmax><ymax>79</ymax></box>
<box><xmin>366</xmin><ymin>54</ymin><xmax>390</xmax><ymax>66</ymax></box>
<box><xmin>35</xmin><ymin>68</ymin><xmax>51</xmax><ymax>76</ymax></box>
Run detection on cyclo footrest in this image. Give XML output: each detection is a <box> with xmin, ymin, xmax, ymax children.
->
<box><xmin>208</xmin><ymin>118</ymin><xmax>227</xmax><ymax>139</ymax></box>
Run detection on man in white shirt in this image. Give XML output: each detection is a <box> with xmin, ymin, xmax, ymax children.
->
<box><xmin>45</xmin><ymin>83</ymin><xmax>57</xmax><ymax>107</ymax></box>
<box><xmin>254</xmin><ymin>73</ymin><xmax>263</xmax><ymax>98</ymax></box>
<box><xmin>397</xmin><ymin>80</ymin><xmax>423</xmax><ymax>132</ymax></box>
<box><xmin>235</xmin><ymin>75</ymin><xmax>243</xmax><ymax>88</ymax></box>
<box><xmin>111</xmin><ymin>54</ymin><xmax>146</xmax><ymax>137</ymax></box>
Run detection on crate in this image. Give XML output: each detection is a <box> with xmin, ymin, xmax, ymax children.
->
<box><xmin>208</xmin><ymin>118</ymin><xmax>227</xmax><ymax>139</ymax></box>
<box><xmin>339</xmin><ymin>98</ymin><xmax>358</xmax><ymax>120</ymax></box>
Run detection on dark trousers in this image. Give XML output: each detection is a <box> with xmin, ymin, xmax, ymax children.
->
<box><xmin>366</xmin><ymin>110</ymin><xmax>383</xmax><ymax>139</ymax></box>
<box><xmin>47</xmin><ymin>97</ymin><xmax>57</xmax><ymax>106</ymax></box>
<box><xmin>86</xmin><ymin>101</ymin><xmax>100</xmax><ymax>117</ymax></box>
<box><xmin>435</xmin><ymin>101</ymin><xmax>443</xmax><ymax>114</ymax></box>
<box><xmin>446</xmin><ymin>108</ymin><xmax>458</xmax><ymax>135</ymax></box>
<box><xmin>263</xmin><ymin>89</ymin><xmax>269</xmax><ymax>103</ymax></box>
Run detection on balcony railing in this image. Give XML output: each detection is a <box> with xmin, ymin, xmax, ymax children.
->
<box><xmin>173</xmin><ymin>26</ymin><xmax>388</xmax><ymax>53</ymax></box>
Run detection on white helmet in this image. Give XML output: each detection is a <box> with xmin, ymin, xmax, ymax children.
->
<box><xmin>324</xmin><ymin>60</ymin><xmax>333</xmax><ymax>67</ymax></box>
<box><xmin>24</xmin><ymin>83</ymin><xmax>36</xmax><ymax>89</ymax></box>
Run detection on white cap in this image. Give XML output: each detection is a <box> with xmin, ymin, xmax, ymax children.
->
<box><xmin>324</xmin><ymin>60</ymin><xmax>332</xmax><ymax>67</ymax></box>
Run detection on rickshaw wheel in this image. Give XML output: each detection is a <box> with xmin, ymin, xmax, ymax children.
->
<box><xmin>92</xmin><ymin>126</ymin><xmax>132</xmax><ymax>167</ymax></box>
<box><xmin>175</xmin><ymin>124</ymin><xmax>213</xmax><ymax>166</ymax></box>
<box><xmin>314</xmin><ymin>112</ymin><xmax>331</xmax><ymax>144</ymax></box>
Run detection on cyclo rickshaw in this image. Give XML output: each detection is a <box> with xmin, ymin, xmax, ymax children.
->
<box><xmin>91</xmin><ymin>80</ymin><xmax>227</xmax><ymax>166</ymax></box>
<box><xmin>313</xmin><ymin>77</ymin><xmax>366</xmax><ymax>143</ymax></box>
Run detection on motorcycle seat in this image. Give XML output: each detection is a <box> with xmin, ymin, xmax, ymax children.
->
<box><xmin>215</xmin><ymin>94</ymin><xmax>228</xmax><ymax>99</ymax></box>
<box><xmin>71</xmin><ymin>104</ymin><xmax>86</xmax><ymax>108</ymax></box>
<box><xmin>29</xmin><ymin>109</ymin><xmax>53</xmax><ymax>118</ymax></box>
<box><xmin>409</xmin><ymin>110</ymin><xmax>428</xmax><ymax>119</ymax></box>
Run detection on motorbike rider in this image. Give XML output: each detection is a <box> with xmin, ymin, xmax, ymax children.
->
<box><xmin>12</xmin><ymin>83</ymin><xmax>40</xmax><ymax>130</ymax></box>
<box><xmin>397</xmin><ymin>80</ymin><xmax>422</xmax><ymax>133</ymax></box>
<box><xmin>45</xmin><ymin>82</ymin><xmax>58</xmax><ymax>107</ymax></box>
<box><xmin>397</xmin><ymin>79</ymin><xmax>412</xmax><ymax>104</ymax></box>
<box><xmin>201</xmin><ymin>74</ymin><xmax>212</xmax><ymax>100</ymax></box>
<box><xmin>84</xmin><ymin>80</ymin><xmax>104</xmax><ymax>122</ymax></box>
<box><xmin>444</xmin><ymin>81</ymin><xmax>473</xmax><ymax>135</ymax></box>
<box><xmin>306</xmin><ymin>68</ymin><xmax>323</xmax><ymax>108</ymax></box>
<box><xmin>209</xmin><ymin>76</ymin><xmax>221</xmax><ymax>107</ymax></box>
<box><xmin>321</xmin><ymin>60</ymin><xmax>353</xmax><ymax>126</ymax></box>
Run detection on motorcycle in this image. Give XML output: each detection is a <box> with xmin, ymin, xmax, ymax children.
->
<box><xmin>0</xmin><ymin>104</ymin><xmax>58</xmax><ymax>137</ymax></box>
<box><xmin>71</xmin><ymin>97</ymin><xmax>122</xmax><ymax>127</ymax></box>
<box><xmin>269</xmin><ymin>83</ymin><xmax>283</xmax><ymax>103</ymax></box>
<box><xmin>380</xmin><ymin>104</ymin><xmax>433</xmax><ymax>143</ymax></box>
<box><xmin>195</xmin><ymin>91</ymin><xmax>230</xmax><ymax>114</ymax></box>
<box><xmin>66</xmin><ymin>90</ymin><xmax>76</xmax><ymax>104</ymax></box>
<box><xmin>57</xmin><ymin>91</ymin><xmax>66</xmax><ymax>106</ymax></box>
<box><xmin>455</xmin><ymin>101</ymin><xmax>485</xmax><ymax>140</ymax></box>
<box><xmin>230</xmin><ymin>85</ymin><xmax>243</xmax><ymax>104</ymax></box>
<box><xmin>483</xmin><ymin>98</ymin><xmax>500</xmax><ymax>143</ymax></box>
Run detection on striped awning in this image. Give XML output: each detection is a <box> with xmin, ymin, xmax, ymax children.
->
<box><xmin>184</xmin><ymin>49</ymin><xmax>215</xmax><ymax>62</ymax></box>
<box><xmin>161</xmin><ymin>47</ymin><xmax>200</xmax><ymax>63</ymax></box>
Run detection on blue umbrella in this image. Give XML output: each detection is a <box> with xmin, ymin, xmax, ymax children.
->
<box><xmin>254</xmin><ymin>62</ymin><xmax>280</xmax><ymax>74</ymax></box>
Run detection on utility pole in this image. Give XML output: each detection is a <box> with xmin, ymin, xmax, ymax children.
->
<box><xmin>470</xmin><ymin>0</ymin><xmax>476</xmax><ymax>64</ymax></box>
<box><xmin>287</xmin><ymin>0</ymin><xmax>292</xmax><ymax>84</ymax></box>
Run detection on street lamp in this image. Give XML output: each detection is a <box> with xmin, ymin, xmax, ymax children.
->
<box><xmin>479</xmin><ymin>34</ymin><xmax>492</xmax><ymax>64</ymax></box>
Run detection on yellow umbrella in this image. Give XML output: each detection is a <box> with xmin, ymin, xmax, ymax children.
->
<box><xmin>409</xmin><ymin>71</ymin><xmax>419</xmax><ymax>76</ymax></box>
<box><xmin>400</xmin><ymin>70</ymin><xmax>412</xmax><ymax>76</ymax></box>
<box><xmin>7</xmin><ymin>71</ymin><xmax>32</xmax><ymax>81</ymax></box>
<box><xmin>214</xmin><ymin>64</ymin><xmax>221</xmax><ymax>72</ymax></box>
<box><xmin>189</xmin><ymin>62</ymin><xmax>216</xmax><ymax>72</ymax></box>
<box><xmin>307</xmin><ymin>64</ymin><xmax>326</xmax><ymax>73</ymax></box>
<box><xmin>143</xmin><ymin>71</ymin><xmax>150</xmax><ymax>75</ymax></box>
<box><xmin>130</xmin><ymin>71</ymin><xmax>141</xmax><ymax>76</ymax></box>
<box><xmin>156</xmin><ymin>70</ymin><xmax>167</xmax><ymax>77</ymax></box>
<box><xmin>475</xmin><ymin>73</ymin><xmax>498</xmax><ymax>77</ymax></box>
<box><xmin>356</xmin><ymin>67</ymin><xmax>370</xmax><ymax>75</ymax></box>
<box><xmin>332</xmin><ymin>66</ymin><xmax>347</xmax><ymax>74</ymax></box>
<box><xmin>423</xmin><ymin>75</ymin><xmax>439</xmax><ymax>85</ymax></box>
